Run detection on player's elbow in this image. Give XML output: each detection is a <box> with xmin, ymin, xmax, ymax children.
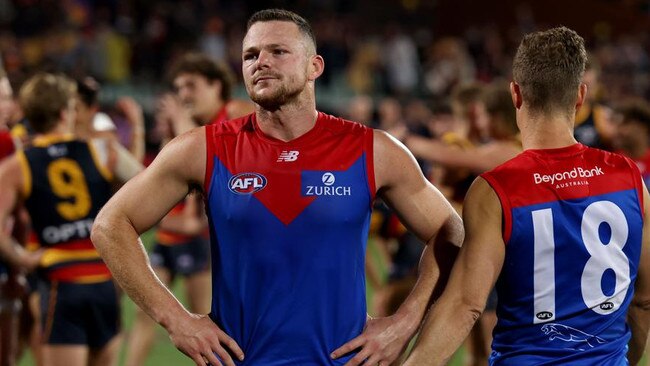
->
<box><xmin>91</xmin><ymin>217</ymin><xmax>109</xmax><ymax>253</ymax></box>
<box><xmin>91</xmin><ymin>208</ymin><xmax>118</xmax><ymax>254</ymax></box>
<box><xmin>459</xmin><ymin>294</ymin><xmax>486</xmax><ymax>323</ymax></box>
<box><xmin>468</xmin><ymin>304</ymin><xmax>484</xmax><ymax>324</ymax></box>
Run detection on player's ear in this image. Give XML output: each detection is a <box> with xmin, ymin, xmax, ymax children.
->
<box><xmin>575</xmin><ymin>83</ymin><xmax>587</xmax><ymax>111</ymax></box>
<box><xmin>510</xmin><ymin>81</ymin><xmax>523</xmax><ymax>109</ymax></box>
<box><xmin>308</xmin><ymin>55</ymin><xmax>324</xmax><ymax>81</ymax></box>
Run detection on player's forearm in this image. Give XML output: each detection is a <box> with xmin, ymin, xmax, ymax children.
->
<box><xmin>128</xmin><ymin>124</ymin><xmax>145</xmax><ymax>163</ymax></box>
<box><xmin>404</xmin><ymin>135</ymin><xmax>443</xmax><ymax>162</ymax></box>
<box><xmin>627</xmin><ymin>300</ymin><xmax>650</xmax><ymax>365</ymax></box>
<box><xmin>393</xmin><ymin>214</ymin><xmax>463</xmax><ymax>333</ymax></box>
<box><xmin>428</xmin><ymin>213</ymin><xmax>463</xmax><ymax>300</ymax></box>
<box><xmin>391</xmin><ymin>245</ymin><xmax>437</xmax><ymax>333</ymax></box>
<box><xmin>91</xmin><ymin>213</ymin><xmax>190</xmax><ymax>330</ymax></box>
<box><xmin>0</xmin><ymin>234</ymin><xmax>33</xmax><ymax>269</ymax></box>
<box><xmin>403</xmin><ymin>298</ymin><xmax>480</xmax><ymax>365</ymax></box>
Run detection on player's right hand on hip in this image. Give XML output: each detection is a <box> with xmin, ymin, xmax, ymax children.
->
<box><xmin>168</xmin><ymin>313</ymin><xmax>244</xmax><ymax>366</ymax></box>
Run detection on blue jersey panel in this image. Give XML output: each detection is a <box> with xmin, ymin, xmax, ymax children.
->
<box><xmin>491</xmin><ymin>189</ymin><xmax>642</xmax><ymax>365</ymax></box>
<box><xmin>206</xmin><ymin>154</ymin><xmax>372</xmax><ymax>365</ymax></box>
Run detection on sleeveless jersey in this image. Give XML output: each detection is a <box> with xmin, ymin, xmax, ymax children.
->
<box><xmin>482</xmin><ymin>143</ymin><xmax>644</xmax><ymax>365</ymax></box>
<box><xmin>19</xmin><ymin>135</ymin><xmax>113</xmax><ymax>283</ymax></box>
<box><xmin>204</xmin><ymin>112</ymin><xmax>375</xmax><ymax>365</ymax></box>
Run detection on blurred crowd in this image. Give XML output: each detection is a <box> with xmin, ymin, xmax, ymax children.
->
<box><xmin>0</xmin><ymin>0</ymin><xmax>647</xmax><ymax>158</ymax></box>
<box><xmin>0</xmin><ymin>0</ymin><xmax>647</xmax><ymax>99</ymax></box>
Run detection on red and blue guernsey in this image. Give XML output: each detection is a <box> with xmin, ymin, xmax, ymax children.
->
<box><xmin>204</xmin><ymin>112</ymin><xmax>375</xmax><ymax>365</ymax></box>
<box><xmin>482</xmin><ymin>143</ymin><xmax>644</xmax><ymax>365</ymax></box>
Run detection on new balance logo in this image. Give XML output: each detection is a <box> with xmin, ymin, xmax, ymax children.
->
<box><xmin>277</xmin><ymin>150</ymin><xmax>299</xmax><ymax>162</ymax></box>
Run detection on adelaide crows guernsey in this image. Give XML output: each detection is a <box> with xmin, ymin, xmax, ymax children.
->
<box><xmin>18</xmin><ymin>135</ymin><xmax>113</xmax><ymax>283</ymax></box>
<box><xmin>204</xmin><ymin>112</ymin><xmax>375</xmax><ymax>365</ymax></box>
<box><xmin>482</xmin><ymin>143</ymin><xmax>644</xmax><ymax>365</ymax></box>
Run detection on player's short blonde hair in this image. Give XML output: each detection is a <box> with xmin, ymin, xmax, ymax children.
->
<box><xmin>19</xmin><ymin>73</ymin><xmax>76</xmax><ymax>133</ymax></box>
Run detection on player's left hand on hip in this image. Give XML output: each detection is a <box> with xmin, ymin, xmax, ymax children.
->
<box><xmin>330</xmin><ymin>315</ymin><xmax>412</xmax><ymax>366</ymax></box>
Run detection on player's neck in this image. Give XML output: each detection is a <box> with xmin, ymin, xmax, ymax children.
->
<box><xmin>75</xmin><ymin>120</ymin><xmax>93</xmax><ymax>140</ymax></box>
<box><xmin>255</xmin><ymin>99</ymin><xmax>318</xmax><ymax>142</ymax></box>
<box><xmin>48</xmin><ymin>121</ymin><xmax>74</xmax><ymax>136</ymax></box>
<box><xmin>520</xmin><ymin>112</ymin><xmax>577</xmax><ymax>150</ymax></box>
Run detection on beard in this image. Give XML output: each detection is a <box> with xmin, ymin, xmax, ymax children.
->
<box><xmin>248</xmin><ymin>78</ymin><xmax>304</xmax><ymax>111</ymax></box>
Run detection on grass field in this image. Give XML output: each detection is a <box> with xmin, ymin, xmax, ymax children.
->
<box><xmin>16</xmin><ymin>233</ymin><xmax>465</xmax><ymax>366</ymax></box>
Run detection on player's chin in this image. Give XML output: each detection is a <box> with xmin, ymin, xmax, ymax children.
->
<box><xmin>251</xmin><ymin>89</ymin><xmax>278</xmax><ymax>102</ymax></box>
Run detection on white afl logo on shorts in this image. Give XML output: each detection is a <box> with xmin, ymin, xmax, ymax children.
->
<box><xmin>322</xmin><ymin>172</ymin><xmax>335</xmax><ymax>186</ymax></box>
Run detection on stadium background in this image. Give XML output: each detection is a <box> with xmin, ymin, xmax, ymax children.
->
<box><xmin>2</xmin><ymin>0</ymin><xmax>649</xmax><ymax>364</ymax></box>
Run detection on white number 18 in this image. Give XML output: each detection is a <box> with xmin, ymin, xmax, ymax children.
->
<box><xmin>531</xmin><ymin>201</ymin><xmax>630</xmax><ymax>324</ymax></box>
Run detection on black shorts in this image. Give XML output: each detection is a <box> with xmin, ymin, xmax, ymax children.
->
<box><xmin>40</xmin><ymin>280</ymin><xmax>120</xmax><ymax>347</ymax></box>
<box><xmin>150</xmin><ymin>237</ymin><xmax>210</xmax><ymax>278</ymax></box>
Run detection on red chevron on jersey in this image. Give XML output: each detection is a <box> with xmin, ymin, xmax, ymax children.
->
<box><xmin>205</xmin><ymin>112</ymin><xmax>375</xmax><ymax>225</ymax></box>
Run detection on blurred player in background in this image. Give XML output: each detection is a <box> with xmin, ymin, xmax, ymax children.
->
<box><xmin>405</xmin><ymin>26</ymin><xmax>650</xmax><ymax>366</ymax></box>
<box><xmin>0</xmin><ymin>73</ymin><xmax>142</xmax><ymax>366</ymax></box>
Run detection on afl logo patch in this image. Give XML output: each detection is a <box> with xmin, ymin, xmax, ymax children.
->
<box><xmin>228</xmin><ymin>173</ymin><xmax>267</xmax><ymax>194</ymax></box>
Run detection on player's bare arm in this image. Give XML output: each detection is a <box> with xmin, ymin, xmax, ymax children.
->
<box><xmin>91</xmin><ymin>127</ymin><xmax>244</xmax><ymax>366</ymax></box>
<box><xmin>403</xmin><ymin>177</ymin><xmax>506</xmax><ymax>366</ymax></box>
<box><xmin>405</xmin><ymin>135</ymin><xmax>519</xmax><ymax>174</ymax></box>
<box><xmin>0</xmin><ymin>156</ymin><xmax>40</xmax><ymax>270</ymax></box>
<box><xmin>116</xmin><ymin>96</ymin><xmax>146</xmax><ymax>162</ymax></box>
<box><xmin>331</xmin><ymin>130</ymin><xmax>463</xmax><ymax>366</ymax></box>
<box><xmin>627</xmin><ymin>184</ymin><xmax>650</xmax><ymax>365</ymax></box>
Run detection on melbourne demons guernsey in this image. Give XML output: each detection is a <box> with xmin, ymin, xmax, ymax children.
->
<box><xmin>204</xmin><ymin>112</ymin><xmax>375</xmax><ymax>365</ymax></box>
<box><xmin>482</xmin><ymin>143</ymin><xmax>644</xmax><ymax>365</ymax></box>
<box><xmin>18</xmin><ymin>135</ymin><xmax>113</xmax><ymax>283</ymax></box>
